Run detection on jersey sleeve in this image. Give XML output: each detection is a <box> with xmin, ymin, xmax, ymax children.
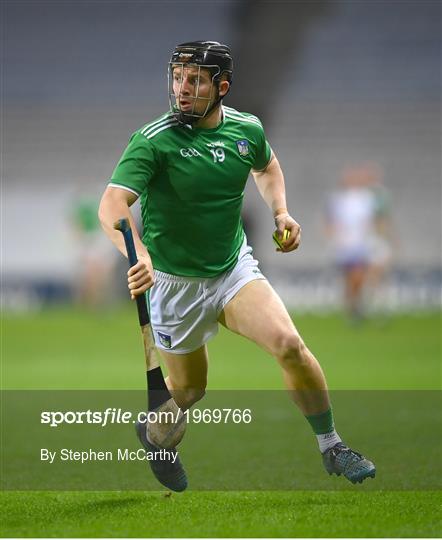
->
<box><xmin>252</xmin><ymin>121</ymin><xmax>272</xmax><ymax>171</ymax></box>
<box><xmin>109</xmin><ymin>132</ymin><xmax>159</xmax><ymax>197</ymax></box>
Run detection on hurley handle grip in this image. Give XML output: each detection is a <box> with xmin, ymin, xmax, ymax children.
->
<box><xmin>113</xmin><ymin>218</ymin><xmax>150</xmax><ymax>327</ymax></box>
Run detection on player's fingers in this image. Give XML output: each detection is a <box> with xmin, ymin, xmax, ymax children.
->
<box><xmin>128</xmin><ymin>267</ymin><xmax>152</xmax><ymax>283</ymax></box>
<box><xmin>289</xmin><ymin>220</ymin><xmax>301</xmax><ymax>235</ymax></box>
<box><xmin>284</xmin><ymin>229</ymin><xmax>301</xmax><ymax>252</ymax></box>
<box><xmin>128</xmin><ymin>267</ymin><xmax>154</xmax><ymax>290</ymax></box>
<box><xmin>276</xmin><ymin>223</ymin><xmax>286</xmax><ymax>237</ymax></box>
<box><xmin>128</xmin><ymin>274</ymin><xmax>154</xmax><ymax>289</ymax></box>
<box><xmin>127</xmin><ymin>261</ymin><xmax>144</xmax><ymax>277</ymax></box>
<box><xmin>286</xmin><ymin>225</ymin><xmax>301</xmax><ymax>247</ymax></box>
<box><xmin>275</xmin><ymin>214</ymin><xmax>289</xmax><ymax>236</ymax></box>
<box><xmin>134</xmin><ymin>279</ymin><xmax>154</xmax><ymax>292</ymax></box>
<box><xmin>293</xmin><ymin>230</ymin><xmax>301</xmax><ymax>249</ymax></box>
<box><xmin>129</xmin><ymin>280</ymin><xmax>154</xmax><ymax>299</ymax></box>
<box><xmin>282</xmin><ymin>233</ymin><xmax>296</xmax><ymax>250</ymax></box>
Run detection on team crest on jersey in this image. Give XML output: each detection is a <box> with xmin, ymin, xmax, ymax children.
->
<box><xmin>236</xmin><ymin>139</ymin><xmax>249</xmax><ymax>157</ymax></box>
<box><xmin>157</xmin><ymin>331</ymin><xmax>172</xmax><ymax>349</ymax></box>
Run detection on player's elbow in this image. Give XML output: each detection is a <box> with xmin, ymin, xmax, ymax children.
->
<box><xmin>98</xmin><ymin>187</ymin><xmax>132</xmax><ymax>228</ymax></box>
<box><xmin>98</xmin><ymin>192</ymin><xmax>120</xmax><ymax>234</ymax></box>
<box><xmin>98</xmin><ymin>192</ymin><xmax>110</xmax><ymax>228</ymax></box>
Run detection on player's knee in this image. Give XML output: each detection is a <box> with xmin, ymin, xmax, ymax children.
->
<box><xmin>275</xmin><ymin>332</ymin><xmax>308</xmax><ymax>368</ymax></box>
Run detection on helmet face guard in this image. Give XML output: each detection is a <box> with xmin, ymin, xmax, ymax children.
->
<box><xmin>168</xmin><ymin>63</ymin><xmax>221</xmax><ymax>125</ymax></box>
<box><xmin>168</xmin><ymin>41</ymin><xmax>233</xmax><ymax>126</ymax></box>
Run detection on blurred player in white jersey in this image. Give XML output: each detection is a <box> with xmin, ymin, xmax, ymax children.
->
<box><xmin>326</xmin><ymin>164</ymin><xmax>392</xmax><ymax>321</ymax></box>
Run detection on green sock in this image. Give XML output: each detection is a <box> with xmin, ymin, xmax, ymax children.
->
<box><xmin>305</xmin><ymin>407</ymin><xmax>335</xmax><ymax>435</ymax></box>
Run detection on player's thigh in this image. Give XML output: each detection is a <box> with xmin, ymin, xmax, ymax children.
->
<box><xmin>219</xmin><ymin>279</ymin><xmax>299</xmax><ymax>356</ymax></box>
<box><xmin>345</xmin><ymin>264</ymin><xmax>367</xmax><ymax>290</ymax></box>
<box><xmin>159</xmin><ymin>344</ymin><xmax>208</xmax><ymax>390</ymax></box>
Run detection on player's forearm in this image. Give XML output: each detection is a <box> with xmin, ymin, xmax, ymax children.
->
<box><xmin>98</xmin><ymin>192</ymin><xmax>149</xmax><ymax>260</ymax></box>
<box><xmin>252</xmin><ymin>156</ymin><xmax>288</xmax><ymax>217</ymax></box>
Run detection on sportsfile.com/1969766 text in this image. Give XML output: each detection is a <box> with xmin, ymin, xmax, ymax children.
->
<box><xmin>40</xmin><ymin>407</ymin><xmax>253</xmax><ymax>428</ymax></box>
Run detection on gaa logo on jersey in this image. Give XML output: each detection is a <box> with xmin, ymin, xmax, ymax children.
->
<box><xmin>180</xmin><ymin>147</ymin><xmax>202</xmax><ymax>158</ymax></box>
<box><xmin>236</xmin><ymin>139</ymin><xmax>250</xmax><ymax>157</ymax></box>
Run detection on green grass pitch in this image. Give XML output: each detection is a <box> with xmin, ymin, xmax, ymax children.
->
<box><xmin>1</xmin><ymin>308</ymin><xmax>441</xmax><ymax>537</ymax></box>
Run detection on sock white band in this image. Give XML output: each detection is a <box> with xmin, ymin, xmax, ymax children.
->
<box><xmin>317</xmin><ymin>430</ymin><xmax>342</xmax><ymax>453</ymax></box>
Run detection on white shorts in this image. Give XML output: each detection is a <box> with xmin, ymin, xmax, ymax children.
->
<box><xmin>148</xmin><ymin>240</ymin><xmax>266</xmax><ymax>354</ymax></box>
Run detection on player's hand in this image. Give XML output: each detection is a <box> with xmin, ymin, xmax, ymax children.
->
<box><xmin>274</xmin><ymin>212</ymin><xmax>301</xmax><ymax>252</ymax></box>
<box><xmin>127</xmin><ymin>255</ymin><xmax>155</xmax><ymax>299</ymax></box>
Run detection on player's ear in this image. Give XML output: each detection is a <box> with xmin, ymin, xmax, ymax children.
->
<box><xmin>219</xmin><ymin>80</ymin><xmax>230</xmax><ymax>98</ymax></box>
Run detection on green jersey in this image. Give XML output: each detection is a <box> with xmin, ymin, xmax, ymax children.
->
<box><xmin>109</xmin><ymin>105</ymin><xmax>272</xmax><ymax>277</ymax></box>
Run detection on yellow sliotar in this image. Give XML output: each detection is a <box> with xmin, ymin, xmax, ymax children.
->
<box><xmin>272</xmin><ymin>229</ymin><xmax>290</xmax><ymax>249</ymax></box>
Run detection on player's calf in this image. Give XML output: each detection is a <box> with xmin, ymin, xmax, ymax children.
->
<box><xmin>169</xmin><ymin>387</ymin><xmax>206</xmax><ymax>411</ymax></box>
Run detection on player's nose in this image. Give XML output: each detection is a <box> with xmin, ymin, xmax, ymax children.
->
<box><xmin>180</xmin><ymin>76</ymin><xmax>193</xmax><ymax>95</ymax></box>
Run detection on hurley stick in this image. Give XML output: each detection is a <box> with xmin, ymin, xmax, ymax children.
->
<box><xmin>114</xmin><ymin>218</ymin><xmax>186</xmax><ymax>449</ymax></box>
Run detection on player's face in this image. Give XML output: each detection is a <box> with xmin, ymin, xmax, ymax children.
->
<box><xmin>172</xmin><ymin>65</ymin><xmax>216</xmax><ymax>116</ymax></box>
